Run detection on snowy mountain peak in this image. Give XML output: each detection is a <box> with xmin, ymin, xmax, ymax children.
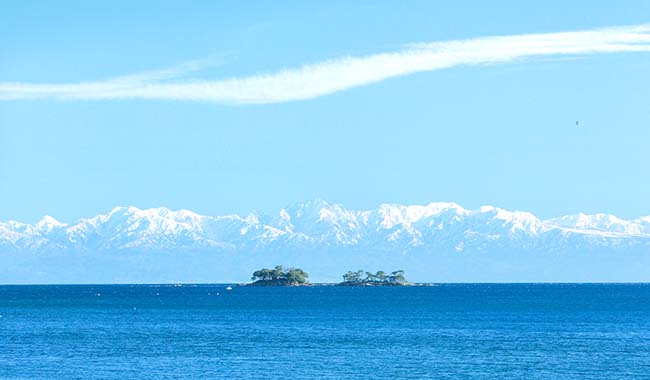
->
<box><xmin>547</xmin><ymin>212</ymin><xmax>643</xmax><ymax>235</ymax></box>
<box><xmin>34</xmin><ymin>215</ymin><xmax>66</xmax><ymax>234</ymax></box>
<box><xmin>474</xmin><ymin>206</ymin><xmax>541</xmax><ymax>223</ymax></box>
<box><xmin>287</xmin><ymin>198</ymin><xmax>337</xmax><ymax>217</ymax></box>
<box><xmin>478</xmin><ymin>205</ymin><xmax>497</xmax><ymax>213</ymax></box>
<box><xmin>109</xmin><ymin>205</ymin><xmax>140</xmax><ymax>215</ymax></box>
<box><xmin>2</xmin><ymin>200</ymin><xmax>650</xmax><ymax>253</ymax></box>
<box><xmin>36</xmin><ymin>215</ymin><xmax>66</xmax><ymax>227</ymax></box>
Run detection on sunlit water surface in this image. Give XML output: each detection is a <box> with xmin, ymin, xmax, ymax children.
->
<box><xmin>1</xmin><ymin>284</ymin><xmax>649</xmax><ymax>379</ymax></box>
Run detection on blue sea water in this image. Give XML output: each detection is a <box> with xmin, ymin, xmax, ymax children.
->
<box><xmin>1</xmin><ymin>284</ymin><xmax>649</xmax><ymax>379</ymax></box>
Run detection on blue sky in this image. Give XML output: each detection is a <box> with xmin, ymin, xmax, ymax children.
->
<box><xmin>1</xmin><ymin>0</ymin><xmax>649</xmax><ymax>223</ymax></box>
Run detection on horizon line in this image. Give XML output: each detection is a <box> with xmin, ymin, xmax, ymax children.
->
<box><xmin>1</xmin><ymin>281</ymin><xmax>650</xmax><ymax>286</ymax></box>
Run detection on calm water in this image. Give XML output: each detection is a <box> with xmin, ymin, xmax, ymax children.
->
<box><xmin>1</xmin><ymin>284</ymin><xmax>649</xmax><ymax>379</ymax></box>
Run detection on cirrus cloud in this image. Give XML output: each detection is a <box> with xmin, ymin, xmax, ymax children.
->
<box><xmin>1</xmin><ymin>23</ymin><xmax>649</xmax><ymax>104</ymax></box>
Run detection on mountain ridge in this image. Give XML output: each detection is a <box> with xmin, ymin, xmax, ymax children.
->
<box><xmin>2</xmin><ymin>200</ymin><xmax>650</xmax><ymax>253</ymax></box>
<box><xmin>3</xmin><ymin>200</ymin><xmax>650</xmax><ymax>283</ymax></box>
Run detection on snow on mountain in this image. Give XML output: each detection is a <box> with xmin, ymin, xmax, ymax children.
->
<box><xmin>1</xmin><ymin>200</ymin><xmax>650</xmax><ymax>254</ymax></box>
<box><xmin>547</xmin><ymin>213</ymin><xmax>648</xmax><ymax>236</ymax></box>
<box><xmin>278</xmin><ymin>199</ymin><xmax>364</xmax><ymax>246</ymax></box>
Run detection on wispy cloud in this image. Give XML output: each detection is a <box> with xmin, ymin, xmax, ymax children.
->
<box><xmin>1</xmin><ymin>23</ymin><xmax>649</xmax><ymax>104</ymax></box>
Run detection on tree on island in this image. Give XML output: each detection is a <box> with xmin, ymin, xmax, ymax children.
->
<box><xmin>341</xmin><ymin>269</ymin><xmax>409</xmax><ymax>286</ymax></box>
<box><xmin>250</xmin><ymin>265</ymin><xmax>309</xmax><ymax>286</ymax></box>
<box><xmin>342</xmin><ymin>270</ymin><xmax>365</xmax><ymax>284</ymax></box>
<box><xmin>365</xmin><ymin>271</ymin><xmax>377</xmax><ymax>282</ymax></box>
<box><xmin>284</xmin><ymin>268</ymin><xmax>309</xmax><ymax>284</ymax></box>
<box><xmin>388</xmin><ymin>270</ymin><xmax>406</xmax><ymax>284</ymax></box>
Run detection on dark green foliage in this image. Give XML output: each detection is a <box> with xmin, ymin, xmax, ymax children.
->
<box><xmin>284</xmin><ymin>268</ymin><xmax>309</xmax><ymax>284</ymax></box>
<box><xmin>251</xmin><ymin>265</ymin><xmax>309</xmax><ymax>285</ymax></box>
<box><xmin>342</xmin><ymin>270</ymin><xmax>365</xmax><ymax>283</ymax></box>
<box><xmin>341</xmin><ymin>269</ymin><xmax>408</xmax><ymax>285</ymax></box>
<box><xmin>389</xmin><ymin>270</ymin><xmax>406</xmax><ymax>284</ymax></box>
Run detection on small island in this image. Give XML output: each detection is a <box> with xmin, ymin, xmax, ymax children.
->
<box><xmin>244</xmin><ymin>266</ymin><xmax>418</xmax><ymax>287</ymax></box>
<box><xmin>247</xmin><ymin>265</ymin><xmax>310</xmax><ymax>286</ymax></box>
<box><xmin>338</xmin><ymin>269</ymin><xmax>411</xmax><ymax>286</ymax></box>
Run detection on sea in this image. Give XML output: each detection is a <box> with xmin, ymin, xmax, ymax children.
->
<box><xmin>1</xmin><ymin>284</ymin><xmax>649</xmax><ymax>379</ymax></box>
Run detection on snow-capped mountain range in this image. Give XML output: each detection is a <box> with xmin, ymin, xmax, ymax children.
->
<box><xmin>2</xmin><ymin>200</ymin><xmax>650</xmax><ymax>283</ymax></box>
<box><xmin>2</xmin><ymin>199</ymin><xmax>650</xmax><ymax>254</ymax></box>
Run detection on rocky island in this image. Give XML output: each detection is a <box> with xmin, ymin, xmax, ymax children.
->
<box><xmin>247</xmin><ymin>265</ymin><xmax>310</xmax><ymax>286</ymax></box>
<box><xmin>338</xmin><ymin>269</ymin><xmax>412</xmax><ymax>286</ymax></box>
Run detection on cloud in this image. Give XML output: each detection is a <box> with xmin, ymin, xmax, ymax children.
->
<box><xmin>1</xmin><ymin>23</ymin><xmax>649</xmax><ymax>104</ymax></box>
<box><xmin>106</xmin><ymin>60</ymin><xmax>208</xmax><ymax>84</ymax></box>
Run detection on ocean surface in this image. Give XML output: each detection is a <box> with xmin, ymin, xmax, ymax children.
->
<box><xmin>1</xmin><ymin>284</ymin><xmax>649</xmax><ymax>379</ymax></box>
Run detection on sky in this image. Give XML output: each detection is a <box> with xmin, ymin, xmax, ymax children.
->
<box><xmin>1</xmin><ymin>0</ymin><xmax>649</xmax><ymax>224</ymax></box>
